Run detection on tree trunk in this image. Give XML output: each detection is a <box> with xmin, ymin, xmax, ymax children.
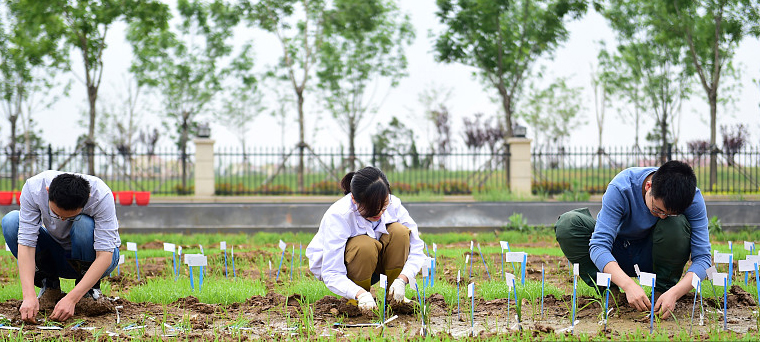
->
<box><xmin>87</xmin><ymin>84</ymin><xmax>98</xmax><ymax>175</ymax></box>
<box><xmin>497</xmin><ymin>84</ymin><xmax>513</xmax><ymax>187</ymax></box>
<box><xmin>660</xmin><ymin>114</ymin><xmax>668</xmax><ymax>165</ymax></box>
<box><xmin>10</xmin><ymin>114</ymin><xmax>18</xmax><ymax>190</ymax></box>
<box><xmin>708</xmin><ymin>91</ymin><xmax>718</xmax><ymax>191</ymax></box>
<box><xmin>348</xmin><ymin>115</ymin><xmax>356</xmax><ymax>171</ymax></box>
<box><xmin>180</xmin><ymin>113</ymin><xmax>189</xmax><ymax>193</ymax></box>
<box><xmin>297</xmin><ymin>89</ymin><xmax>305</xmax><ymax>193</ymax></box>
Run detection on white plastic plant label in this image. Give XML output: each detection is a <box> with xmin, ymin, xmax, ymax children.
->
<box><xmin>4</xmin><ymin>243</ymin><xmax>9</xmax><ymax>252</ymax></box>
<box><xmin>163</xmin><ymin>243</ymin><xmax>175</xmax><ymax>253</ymax></box>
<box><xmin>465</xmin><ymin>255</ymin><xmax>470</xmax><ymax>264</ymax></box>
<box><xmin>118</xmin><ymin>255</ymin><xmax>125</xmax><ymax>265</ymax></box>
<box><xmin>268</xmin><ymin>260</ymin><xmax>272</xmax><ymax>270</ymax></box>
<box><xmin>470</xmin><ymin>241</ymin><xmax>474</xmax><ymax>251</ymax></box>
<box><xmin>745</xmin><ymin>241</ymin><xmax>755</xmax><ymax>251</ymax></box>
<box><xmin>573</xmin><ymin>263</ymin><xmax>579</xmax><ymax>276</ymax></box>
<box><xmin>712</xmin><ymin>272</ymin><xmax>728</xmax><ymax>286</ymax></box>
<box><xmin>433</xmin><ymin>243</ymin><xmax>437</xmax><ymax>253</ymax></box>
<box><xmin>199</xmin><ymin>245</ymin><xmax>204</xmax><ymax>254</ymax></box>
<box><xmin>506</xmin><ymin>252</ymin><xmax>525</xmax><ymax>263</ymax></box>
<box><xmin>177</xmin><ymin>246</ymin><xmax>182</xmax><ymax>254</ymax></box>
<box><xmin>634</xmin><ymin>264</ymin><xmax>641</xmax><ymax>276</ymax></box>
<box><xmin>467</xmin><ymin>283</ymin><xmax>474</xmax><ymax>298</ymax></box>
<box><xmin>457</xmin><ymin>270</ymin><xmax>461</xmax><ymax>283</ymax></box>
<box><xmin>705</xmin><ymin>265</ymin><xmax>717</xmax><ymax>279</ymax></box>
<box><xmin>186</xmin><ymin>254</ymin><xmax>208</xmax><ymax>267</ymax></box>
<box><xmin>714</xmin><ymin>252</ymin><xmax>731</xmax><ymax>264</ymax></box>
<box><xmin>421</xmin><ymin>258</ymin><xmax>430</xmax><ymax>272</ymax></box>
<box><xmin>691</xmin><ymin>275</ymin><xmax>701</xmax><ymax>293</ymax></box>
<box><xmin>728</xmin><ymin>241</ymin><xmax>733</xmax><ymax>250</ymax></box>
<box><xmin>596</xmin><ymin>272</ymin><xmax>611</xmax><ymax>286</ymax></box>
<box><xmin>639</xmin><ymin>272</ymin><xmax>656</xmax><ymax>287</ymax></box>
<box><xmin>220</xmin><ymin>241</ymin><xmax>227</xmax><ymax>250</ymax></box>
<box><xmin>505</xmin><ymin>273</ymin><xmax>515</xmax><ymax>289</ymax></box>
<box><xmin>279</xmin><ymin>240</ymin><xmax>287</xmax><ymax>252</ymax></box>
<box><xmin>747</xmin><ymin>255</ymin><xmax>760</xmax><ymax>263</ymax></box>
<box><xmin>126</xmin><ymin>242</ymin><xmax>137</xmax><ymax>251</ymax></box>
<box><xmin>500</xmin><ymin>241</ymin><xmax>509</xmax><ymax>250</ymax></box>
<box><xmin>379</xmin><ymin>274</ymin><xmax>387</xmax><ymax>289</ymax></box>
<box><xmin>739</xmin><ymin>259</ymin><xmax>754</xmax><ymax>272</ymax></box>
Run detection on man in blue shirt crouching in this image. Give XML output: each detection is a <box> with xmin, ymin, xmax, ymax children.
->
<box><xmin>555</xmin><ymin>160</ymin><xmax>711</xmax><ymax>320</ymax></box>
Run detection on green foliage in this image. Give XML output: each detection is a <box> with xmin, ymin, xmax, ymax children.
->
<box><xmin>709</xmin><ymin>215</ymin><xmax>723</xmax><ymax>235</ymax></box>
<box><xmin>532</xmin><ymin>180</ymin><xmax>571</xmax><ymax>195</ymax></box>
<box><xmin>307</xmin><ymin>180</ymin><xmax>342</xmax><ymax>195</ymax></box>
<box><xmin>517</xmin><ymin>77</ymin><xmax>587</xmax><ymax>150</ymax></box>
<box><xmin>317</xmin><ymin>0</ymin><xmax>414</xmax><ymax>167</ymax></box>
<box><xmin>506</xmin><ymin>213</ymin><xmax>528</xmax><ymax>231</ymax></box>
<box><xmin>433</xmin><ymin>0</ymin><xmax>587</xmax><ymax>138</ymax></box>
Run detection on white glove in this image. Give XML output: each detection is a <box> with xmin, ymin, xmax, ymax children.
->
<box><xmin>357</xmin><ymin>292</ymin><xmax>377</xmax><ymax>311</ymax></box>
<box><xmin>388</xmin><ymin>278</ymin><xmax>407</xmax><ymax>302</ymax></box>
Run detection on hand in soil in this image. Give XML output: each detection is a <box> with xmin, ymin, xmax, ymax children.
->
<box><xmin>50</xmin><ymin>295</ymin><xmax>76</xmax><ymax>322</ymax></box>
<box><xmin>20</xmin><ymin>296</ymin><xmax>39</xmax><ymax>323</ymax></box>
<box><xmin>625</xmin><ymin>284</ymin><xmax>651</xmax><ymax>312</ymax></box>
<box><xmin>653</xmin><ymin>289</ymin><xmax>678</xmax><ymax>320</ymax></box>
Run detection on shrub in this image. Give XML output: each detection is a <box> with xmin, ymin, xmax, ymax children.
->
<box><xmin>438</xmin><ymin>180</ymin><xmax>471</xmax><ymax>195</ymax></box>
<box><xmin>307</xmin><ymin>180</ymin><xmax>342</xmax><ymax>195</ymax></box>
<box><xmin>255</xmin><ymin>184</ymin><xmax>293</xmax><ymax>195</ymax></box>
<box><xmin>173</xmin><ymin>184</ymin><xmax>194</xmax><ymax>195</ymax></box>
<box><xmin>392</xmin><ymin>182</ymin><xmax>414</xmax><ymax>194</ymax></box>
<box><xmin>532</xmin><ymin>180</ymin><xmax>571</xmax><ymax>195</ymax></box>
<box><xmin>414</xmin><ymin>182</ymin><xmax>438</xmax><ymax>193</ymax></box>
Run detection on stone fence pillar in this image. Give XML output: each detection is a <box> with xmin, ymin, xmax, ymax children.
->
<box><xmin>507</xmin><ymin>138</ymin><xmax>532</xmax><ymax>195</ymax></box>
<box><xmin>194</xmin><ymin>138</ymin><xmax>215</xmax><ymax>197</ymax></box>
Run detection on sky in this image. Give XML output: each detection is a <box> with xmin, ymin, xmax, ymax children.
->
<box><xmin>3</xmin><ymin>1</ymin><xmax>759</xmax><ymax>152</ymax></box>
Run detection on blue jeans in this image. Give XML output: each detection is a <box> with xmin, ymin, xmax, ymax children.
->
<box><xmin>2</xmin><ymin>210</ymin><xmax>119</xmax><ymax>281</ymax></box>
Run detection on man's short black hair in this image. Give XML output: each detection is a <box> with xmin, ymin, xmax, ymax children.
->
<box><xmin>651</xmin><ymin>160</ymin><xmax>697</xmax><ymax>215</ymax></box>
<box><xmin>49</xmin><ymin>174</ymin><xmax>90</xmax><ymax>210</ymax></box>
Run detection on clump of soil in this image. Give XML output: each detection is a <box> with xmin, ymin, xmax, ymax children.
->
<box><xmin>313</xmin><ymin>296</ymin><xmax>362</xmax><ymax>317</ymax></box>
<box><xmin>173</xmin><ymin>296</ymin><xmax>218</xmax><ymax>314</ymax></box>
<box><xmin>730</xmin><ymin>285</ymin><xmax>756</xmax><ymax>307</ymax></box>
<box><xmin>38</xmin><ymin>288</ymin><xmax>66</xmax><ymax>312</ymax></box>
<box><xmin>64</xmin><ymin>328</ymin><xmax>93</xmax><ymax>341</ymax></box>
<box><xmin>75</xmin><ymin>296</ymin><xmax>113</xmax><ymax>316</ymax></box>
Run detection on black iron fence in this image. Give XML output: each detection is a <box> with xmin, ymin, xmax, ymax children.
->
<box><xmin>214</xmin><ymin>146</ymin><xmax>509</xmax><ymax>195</ymax></box>
<box><xmin>533</xmin><ymin>145</ymin><xmax>760</xmax><ymax>194</ymax></box>
<box><xmin>2</xmin><ymin>144</ymin><xmax>758</xmax><ymax>196</ymax></box>
<box><xmin>0</xmin><ymin>145</ymin><xmax>194</xmax><ymax>195</ymax></box>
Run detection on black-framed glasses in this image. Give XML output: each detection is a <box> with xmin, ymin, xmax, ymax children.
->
<box><xmin>49</xmin><ymin>208</ymin><xmax>82</xmax><ymax>222</ymax></box>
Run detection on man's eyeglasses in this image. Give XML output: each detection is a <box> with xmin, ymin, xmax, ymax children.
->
<box><xmin>49</xmin><ymin>208</ymin><xmax>82</xmax><ymax>222</ymax></box>
<box><xmin>648</xmin><ymin>192</ymin><xmax>679</xmax><ymax>218</ymax></box>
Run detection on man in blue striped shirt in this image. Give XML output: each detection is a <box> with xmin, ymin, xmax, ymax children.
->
<box><xmin>555</xmin><ymin>160</ymin><xmax>710</xmax><ymax>320</ymax></box>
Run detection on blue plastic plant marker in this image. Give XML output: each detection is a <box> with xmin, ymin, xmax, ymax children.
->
<box><xmin>571</xmin><ymin>275</ymin><xmax>577</xmax><ymax>334</ymax></box>
<box><xmin>746</xmin><ymin>270</ymin><xmax>749</xmax><ymax>285</ymax></box>
<box><xmin>231</xmin><ymin>247</ymin><xmax>236</xmax><ymax>278</ymax></box>
<box><xmin>477</xmin><ymin>244</ymin><xmax>491</xmax><ymax>280</ymax></box>
<box><xmin>431</xmin><ymin>258</ymin><xmax>436</xmax><ymax>287</ymax></box>
<box><xmin>649</xmin><ymin>278</ymin><xmax>655</xmax><ymax>334</ymax></box>
<box><xmin>457</xmin><ymin>279</ymin><xmax>461</xmax><ymax>321</ymax></box>
<box><xmin>173</xmin><ymin>252</ymin><xmax>177</xmax><ymax>281</ymax></box>
<box><xmin>690</xmin><ymin>279</ymin><xmax>699</xmax><ymax>335</ymax></box>
<box><xmin>414</xmin><ymin>282</ymin><xmax>424</xmax><ymax>325</ymax></box>
<box><xmin>506</xmin><ymin>242</ymin><xmax>517</xmax><ymax>274</ymax></box>
<box><xmin>224</xmin><ymin>250</ymin><xmax>229</xmax><ymax>279</ymax></box>
<box><xmin>512</xmin><ymin>278</ymin><xmax>520</xmax><ymax>328</ymax></box>
<box><xmin>521</xmin><ymin>254</ymin><xmax>527</xmax><ymax>285</ymax></box>
<box><xmin>276</xmin><ymin>250</ymin><xmax>285</xmax><ymax>281</ymax></box>
<box><xmin>290</xmin><ymin>246</ymin><xmax>295</xmax><ymax>281</ymax></box>
<box><xmin>470</xmin><ymin>283</ymin><xmax>475</xmax><ymax>336</ymax></box>
<box><xmin>382</xmin><ymin>278</ymin><xmax>387</xmax><ymax>327</ymax></box>
<box><xmin>604</xmin><ymin>278</ymin><xmax>610</xmax><ymax>331</ymax></box>
<box><xmin>134</xmin><ymin>251</ymin><xmax>141</xmax><ymax>281</ymax></box>
<box><xmin>117</xmin><ymin>264</ymin><xmax>120</xmax><ymax>276</ymax></box>
<box><xmin>200</xmin><ymin>264</ymin><xmax>204</xmax><ymax>292</ymax></box>
<box><xmin>723</xmin><ymin>277</ymin><xmax>728</xmax><ymax>331</ymax></box>
<box><xmin>189</xmin><ymin>266</ymin><xmax>195</xmax><ymax>290</ymax></box>
<box><xmin>299</xmin><ymin>243</ymin><xmax>303</xmax><ymax>278</ymax></box>
<box><xmin>754</xmin><ymin>262</ymin><xmax>760</xmax><ymax>309</ymax></box>
<box><xmin>469</xmin><ymin>242</ymin><xmax>474</xmax><ymax>279</ymax></box>
<box><xmin>425</xmin><ymin>244</ymin><xmax>430</xmax><ymax>257</ymax></box>
<box><xmin>728</xmin><ymin>255</ymin><xmax>733</xmax><ymax>286</ymax></box>
<box><xmin>433</xmin><ymin>248</ymin><xmax>437</xmax><ymax>287</ymax></box>
<box><xmin>541</xmin><ymin>264</ymin><xmax>545</xmax><ymax>319</ymax></box>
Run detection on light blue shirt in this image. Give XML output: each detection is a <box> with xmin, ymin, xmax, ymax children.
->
<box><xmin>18</xmin><ymin>170</ymin><xmax>121</xmax><ymax>252</ymax></box>
<box><xmin>589</xmin><ymin>167</ymin><xmax>711</xmax><ymax>280</ymax></box>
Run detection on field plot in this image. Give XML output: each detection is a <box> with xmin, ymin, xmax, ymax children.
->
<box><xmin>1</xmin><ymin>230</ymin><xmax>759</xmax><ymax>341</ymax></box>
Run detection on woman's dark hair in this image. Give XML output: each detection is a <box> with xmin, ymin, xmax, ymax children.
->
<box><xmin>651</xmin><ymin>160</ymin><xmax>697</xmax><ymax>215</ymax></box>
<box><xmin>340</xmin><ymin>166</ymin><xmax>391</xmax><ymax>218</ymax></box>
<box><xmin>49</xmin><ymin>174</ymin><xmax>91</xmax><ymax>210</ymax></box>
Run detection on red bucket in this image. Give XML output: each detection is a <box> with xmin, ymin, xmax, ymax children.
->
<box><xmin>0</xmin><ymin>191</ymin><xmax>12</xmax><ymax>206</ymax></box>
<box><xmin>14</xmin><ymin>191</ymin><xmax>21</xmax><ymax>205</ymax></box>
<box><xmin>118</xmin><ymin>191</ymin><xmax>134</xmax><ymax>206</ymax></box>
<box><xmin>135</xmin><ymin>191</ymin><xmax>151</xmax><ymax>206</ymax></box>
<box><xmin>112</xmin><ymin>192</ymin><xmax>117</xmax><ymax>202</ymax></box>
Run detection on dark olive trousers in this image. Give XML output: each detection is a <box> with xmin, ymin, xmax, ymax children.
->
<box><xmin>554</xmin><ymin>208</ymin><xmax>691</xmax><ymax>293</ymax></box>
